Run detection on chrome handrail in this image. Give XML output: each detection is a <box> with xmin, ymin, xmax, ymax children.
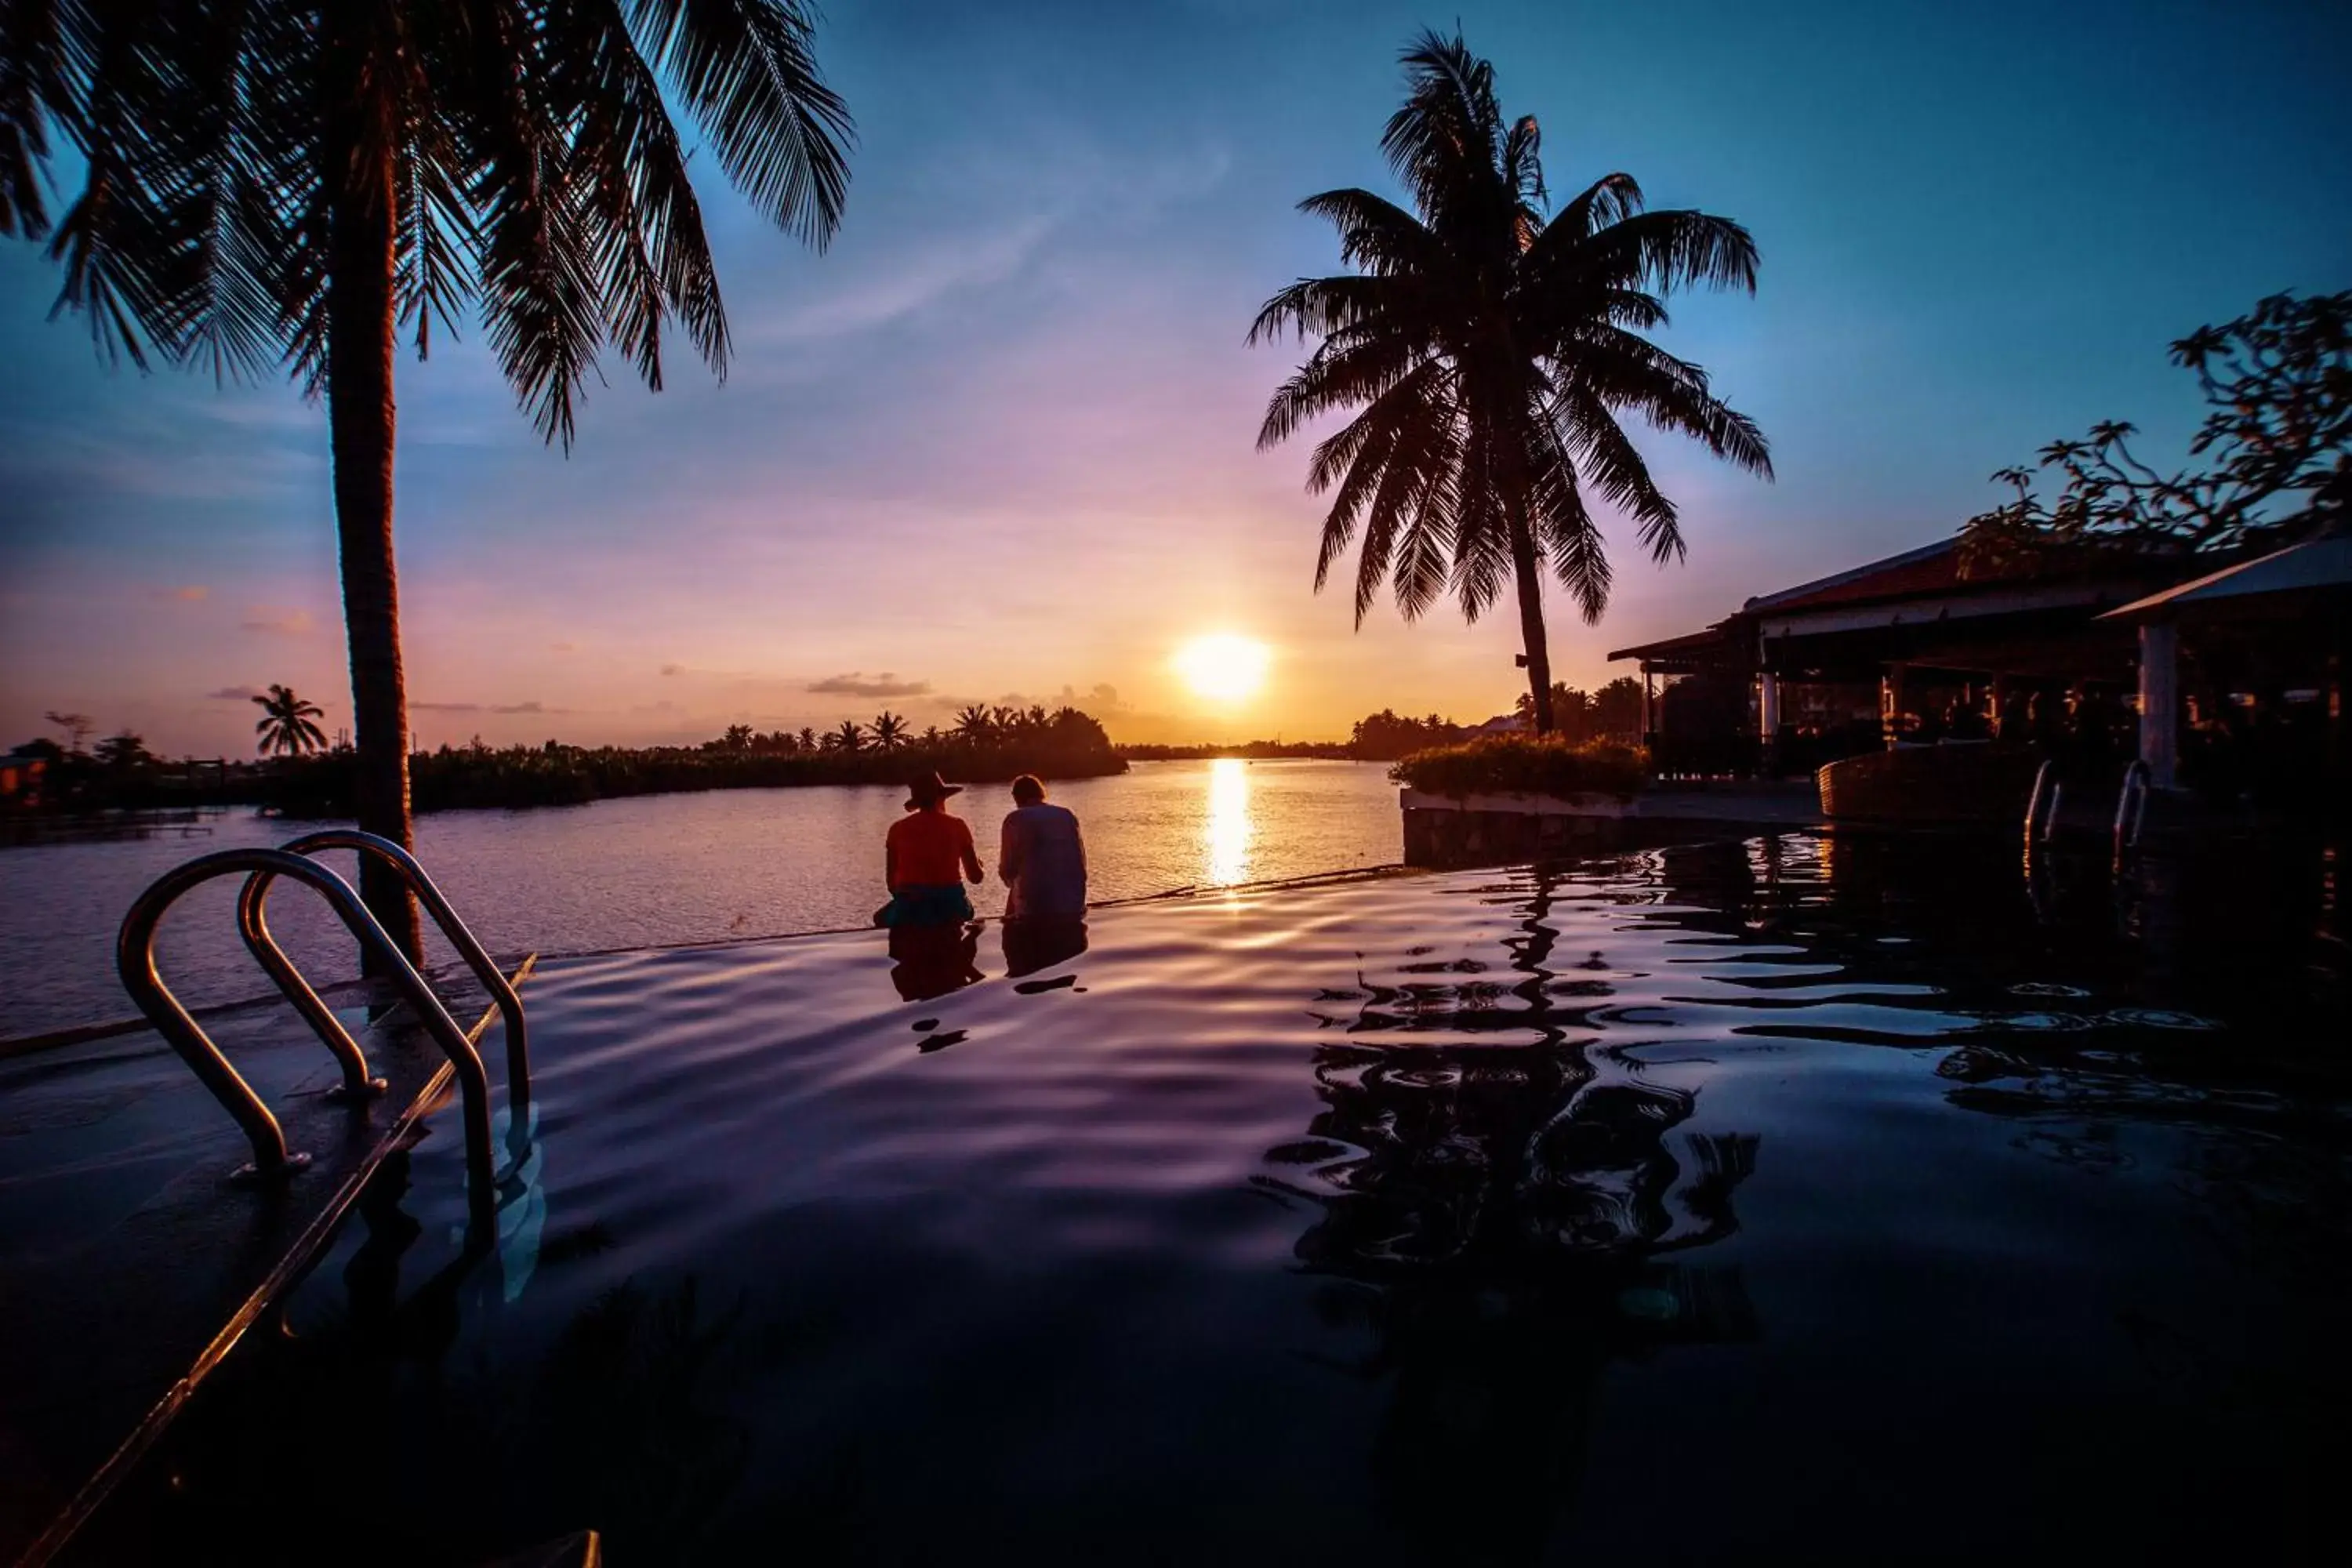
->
<box><xmin>256</xmin><ymin>829</ymin><xmax>530</xmax><ymax>1127</ymax></box>
<box><xmin>116</xmin><ymin>848</ymin><xmax>496</xmax><ymax>1221</ymax></box>
<box><xmin>2112</xmin><ymin>758</ymin><xmax>2152</xmax><ymax>868</ymax></box>
<box><xmin>2024</xmin><ymin>758</ymin><xmax>2056</xmax><ymax>848</ymax></box>
<box><xmin>233</xmin><ymin>873</ymin><xmax>385</xmax><ymax>1105</ymax></box>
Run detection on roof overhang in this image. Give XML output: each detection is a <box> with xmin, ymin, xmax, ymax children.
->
<box><xmin>1759</xmin><ymin>579</ymin><xmax>2126</xmax><ymax>641</ymax></box>
<box><xmin>2100</xmin><ymin>533</ymin><xmax>2352</xmax><ymax>622</ymax></box>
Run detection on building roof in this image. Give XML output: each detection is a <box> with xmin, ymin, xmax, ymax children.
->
<box><xmin>1742</xmin><ymin>539</ymin><xmax>1961</xmax><ymax>615</ymax></box>
<box><xmin>2100</xmin><ymin>532</ymin><xmax>2352</xmax><ymax>621</ymax></box>
<box><xmin>1606</xmin><ymin>625</ymin><xmax>1737</xmax><ymax>668</ymax></box>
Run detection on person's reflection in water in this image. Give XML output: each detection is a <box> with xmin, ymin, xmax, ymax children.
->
<box><xmin>887</xmin><ymin>921</ymin><xmax>983</xmax><ymax>1004</ymax></box>
<box><xmin>1002</xmin><ymin>916</ymin><xmax>1088</xmax><ymax>980</ymax></box>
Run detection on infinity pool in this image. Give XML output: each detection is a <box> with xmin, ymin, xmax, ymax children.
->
<box><xmin>65</xmin><ymin>833</ymin><xmax>2348</xmax><ymax>1565</ymax></box>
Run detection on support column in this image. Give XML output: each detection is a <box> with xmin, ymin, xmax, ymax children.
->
<box><xmin>2137</xmin><ymin>620</ymin><xmax>2179</xmax><ymax>789</ymax></box>
<box><xmin>1758</xmin><ymin>672</ymin><xmax>1781</xmax><ymax>738</ymax></box>
<box><xmin>1880</xmin><ymin>663</ymin><xmax>1908</xmax><ymax>749</ymax></box>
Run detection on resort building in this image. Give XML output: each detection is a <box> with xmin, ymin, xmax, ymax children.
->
<box><xmin>1610</xmin><ymin>532</ymin><xmax>2347</xmax><ymax>821</ymax></box>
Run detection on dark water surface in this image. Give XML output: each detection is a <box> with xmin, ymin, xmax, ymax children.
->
<box><xmin>0</xmin><ymin>760</ymin><xmax>1398</xmax><ymax>1037</ymax></box>
<box><xmin>71</xmin><ymin>833</ymin><xmax>2347</xmax><ymax>1566</ymax></box>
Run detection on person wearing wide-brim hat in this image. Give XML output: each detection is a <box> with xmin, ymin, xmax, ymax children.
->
<box><xmin>877</xmin><ymin>771</ymin><xmax>983</xmax><ymax>928</ymax></box>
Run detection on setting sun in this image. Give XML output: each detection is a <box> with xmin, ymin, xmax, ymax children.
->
<box><xmin>1174</xmin><ymin>633</ymin><xmax>1272</xmax><ymax>704</ymax></box>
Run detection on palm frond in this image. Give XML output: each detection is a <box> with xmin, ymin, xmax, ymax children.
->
<box><xmin>623</xmin><ymin>0</ymin><xmax>852</xmax><ymax>245</ymax></box>
<box><xmin>0</xmin><ymin>0</ymin><xmax>74</xmax><ymax>239</ymax></box>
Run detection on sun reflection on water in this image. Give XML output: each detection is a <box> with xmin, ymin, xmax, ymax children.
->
<box><xmin>1205</xmin><ymin>757</ymin><xmax>1253</xmax><ymax>887</ymax></box>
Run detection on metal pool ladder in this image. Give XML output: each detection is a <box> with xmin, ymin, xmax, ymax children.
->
<box><xmin>2111</xmin><ymin>759</ymin><xmax>2153</xmax><ymax>869</ymax></box>
<box><xmin>2022</xmin><ymin>757</ymin><xmax>2067</xmax><ymax>851</ymax></box>
<box><xmin>115</xmin><ymin>830</ymin><xmax>528</xmax><ymax>1220</ymax></box>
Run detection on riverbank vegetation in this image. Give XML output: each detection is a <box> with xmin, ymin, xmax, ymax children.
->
<box><xmin>5</xmin><ymin>706</ymin><xmax>1122</xmax><ymax>818</ymax></box>
<box><xmin>1389</xmin><ymin>736</ymin><xmax>1648</xmax><ymax>800</ymax></box>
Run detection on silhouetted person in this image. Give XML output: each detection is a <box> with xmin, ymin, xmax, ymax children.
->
<box><xmin>877</xmin><ymin>771</ymin><xmax>982</xmax><ymax>927</ymax></box>
<box><xmin>998</xmin><ymin>774</ymin><xmax>1087</xmax><ymax>920</ymax></box>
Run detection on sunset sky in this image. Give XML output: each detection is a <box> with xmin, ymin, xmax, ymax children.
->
<box><xmin>2</xmin><ymin>0</ymin><xmax>2347</xmax><ymax>755</ymax></box>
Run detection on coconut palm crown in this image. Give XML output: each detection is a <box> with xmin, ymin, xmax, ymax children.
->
<box><xmin>252</xmin><ymin>684</ymin><xmax>328</xmax><ymax>757</ymax></box>
<box><xmin>1250</xmin><ymin>30</ymin><xmax>1769</xmax><ymax>731</ymax></box>
<box><xmin>2</xmin><ymin>0</ymin><xmax>852</xmax><ymax>957</ymax></box>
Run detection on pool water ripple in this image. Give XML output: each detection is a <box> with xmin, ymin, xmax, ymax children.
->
<box><xmin>77</xmin><ymin>834</ymin><xmax>2352</xmax><ymax>1567</ymax></box>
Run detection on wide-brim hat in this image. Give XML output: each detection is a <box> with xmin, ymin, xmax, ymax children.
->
<box><xmin>905</xmin><ymin>770</ymin><xmax>964</xmax><ymax>810</ymax></box>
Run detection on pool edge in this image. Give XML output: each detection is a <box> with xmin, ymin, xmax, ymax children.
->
<box><xmin>13</xmin><ymin>955</ymin><xmax>538</xmax><ymax>1568</ymax></box>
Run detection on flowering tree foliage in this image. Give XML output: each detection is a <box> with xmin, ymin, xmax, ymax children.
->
<box><xmin>1959</xmin><ymin>291</ymin><xmax>2350</xmax><ymax>576</ymax></box>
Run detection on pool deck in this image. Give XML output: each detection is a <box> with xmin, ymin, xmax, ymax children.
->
<box><xmin>0</xmin><ymin>967</ymin><xmax>526</xmax><ymax>1566</ymax></box>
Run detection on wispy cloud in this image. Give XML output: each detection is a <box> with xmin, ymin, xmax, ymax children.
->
<box><xmin>205</xmin><ymin>684</ymin><xmax>263</xmax><ymax>701</ymax></box>
<box><xmin>155</xmin><ymin>584</ymin><xmax>209</xmax><ymax>602</ymax></box>
<box><xmin>807</xmin><ymin>672</ymin><xmax>931</xmax><ymax>699</ymax></box>
<box><xmin>240</xmin><ymin>607</ymin><xmax>315</xmax><ymax>635</ymax></box>
<box><xmin>755</xmin><ymin>215</ymin><xmax>1054</xmax><ymax>343</ymax></box>
<box><xmin>549</xmin><ymin>641</ymin><xmax>577</xmax><ymax>653</ymax></box>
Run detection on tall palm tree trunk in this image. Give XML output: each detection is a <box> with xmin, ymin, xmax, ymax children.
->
<box><xmin>1508</xmin><ymin>510</ymin><xmax>1557</xmax><ymax>735</ymax></box>
<box><xmin>324</xmin><ymin>28</ymin><xmax>422</xmax><ymax>968</ymax></box>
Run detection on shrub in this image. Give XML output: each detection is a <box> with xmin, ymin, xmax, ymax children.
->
<box><xmin>1388</xmin><ymin>735</ymin><xmax>1648</xmax><ymax>800</ymax></box>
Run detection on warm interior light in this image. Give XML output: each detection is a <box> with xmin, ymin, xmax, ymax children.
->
<box><xmin>1174</xmin><ymin>633</ymin><xmax>1271</xmax><ymax>703</ymax></box>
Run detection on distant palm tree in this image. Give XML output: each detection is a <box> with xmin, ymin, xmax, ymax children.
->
<box><xmin>870</xmin><ymin>711</ymin><xmax>909</xmax><ymax>750</ymax></box>
<box><xmin>1250</xmin><ymin>31</ymin><xmax>1769</xmax><ymax>732</ymax></box>
<box><xmin>953</xmin><ymin>705</ymin><xmax>995</xmax><ymax>741</ymax></box>
<box><xmin>5</xmin><ymin>3</ymin><xmax>854</xmax><ymax>958</ymax></box>
<box><xmin>828</xmin><ymin>720</ymin><xmax>865</xmax><ymax>753</ymax></box>
<box><xmin>252</xmin><ymin>684</ymin><xmax>328</xmax><ymax>757</ymax></box>
<box><xmin>799</xmin><ymin>727</ymin><xmax>819</xmax><ymax>753</ymax></box>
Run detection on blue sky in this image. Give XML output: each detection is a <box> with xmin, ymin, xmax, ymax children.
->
<box><xmin>2</xmin><ymin>0</ymin><xmax>2347</xmax><ymax>751</ymax></box>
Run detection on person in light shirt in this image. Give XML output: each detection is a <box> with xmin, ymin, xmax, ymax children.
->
<box><xmin>998</xmin><ymin>775</ymin><xmax>1087</xmax><ymax>920</ymax></box>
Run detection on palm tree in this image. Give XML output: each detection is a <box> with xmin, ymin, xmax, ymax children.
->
<box><xmin>252</xmin><ymin>684</ymin><xmax>328</xmax><ymax>757</ymax></box>
<box><xmin>870</xmin><ymin>711</ymin><xmax>909</xmax><ymax>750</ymax></box>
<box><xmin>827</xmin><ymin>720</ymin><xmax>864</xmax><ymax>753</ymax></box>
<box><xmin>798</xmin><ymin>727</ymin><xmax>819</xmax><ymax>753</ymax></box>
<box><xmin>5</xmin><ymin>5</ymin><xmax>853</xmax><ymax>958</ymax></box>
<box><xmin>953</xmin><ymin>704</ymin><xmax>995</xmax><ymax>742</ymax></box>
<box><xmin>1250</xmin><ymin>31</ymin><xmax>1768</xmax><ymax>732</ymax></box>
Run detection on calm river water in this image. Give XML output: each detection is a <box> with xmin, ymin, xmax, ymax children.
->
<box><xmin>0</xmin><ymin>760</ymin><xmax>1400</xmax><ymax>1039</ymax></box>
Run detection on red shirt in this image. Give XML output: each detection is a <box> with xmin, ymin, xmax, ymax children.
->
<box><xmin>887</xmin><ymin>809</ymin><xmax>976</xmax><ymax>887</ymax></box>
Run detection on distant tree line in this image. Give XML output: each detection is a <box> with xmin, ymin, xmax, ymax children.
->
<box><xmin>1116</xmin><ymin>681</ymin><xmax>1650</xmax><ymax>766</ymax></box>
<box><xmin>269</xmin><ymin>706</ymin><xmax>1123</xmax><ymax>815</ymax></box>
<box><xmin>5</xmin><ymin>700</ymin><xmax>1123</xmax><ymax>818</ymax></box>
